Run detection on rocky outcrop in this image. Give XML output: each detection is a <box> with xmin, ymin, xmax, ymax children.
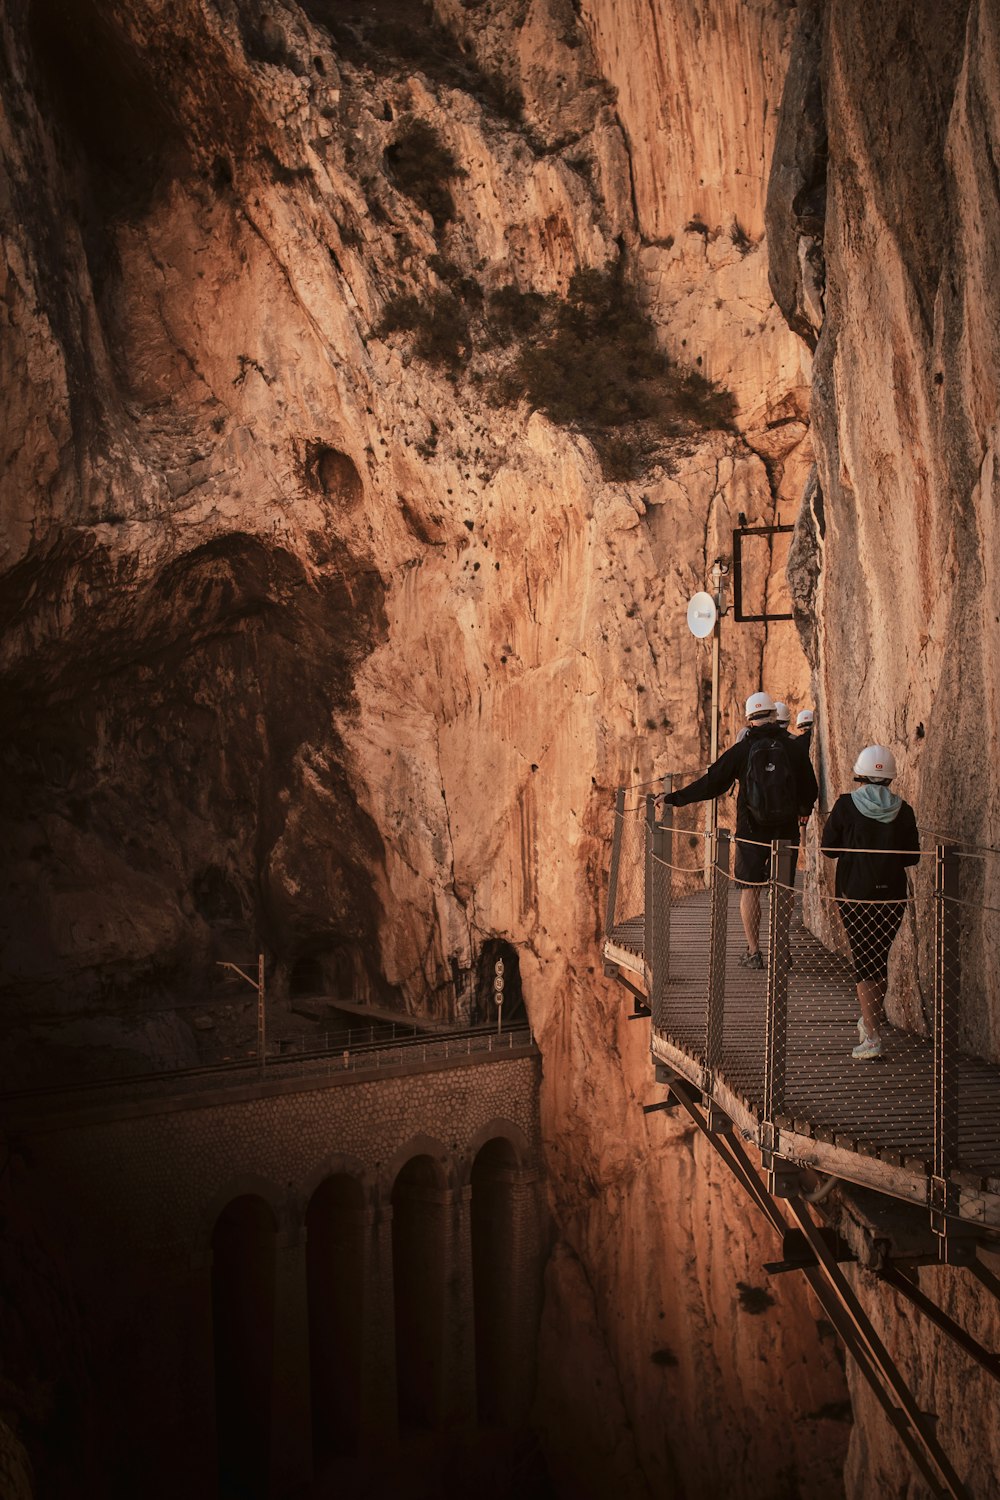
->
<box><xmin>767</xmin><ymin>1</ymin><xmax>1000</xmax><ymax>1493</ymax></box>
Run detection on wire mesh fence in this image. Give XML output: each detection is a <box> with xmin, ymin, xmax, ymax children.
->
<box><xmin>605</xmin><ymin>791</ymin><xmax>653</xmax><ymax>963</ymax></box>
<box><xmin>604</xmin><ymin>780</ymin><xmax>1000</xmax><ymax>1196</ymax></box>
<box><xmin>774</xmin><ymin>857</ymin><xmax>937</xmax><ymax>1168</ymax></box>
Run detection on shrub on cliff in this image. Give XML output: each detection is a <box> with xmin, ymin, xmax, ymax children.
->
<box><xmin>492</xmin><ymin>266</ymin><xmax>736</xmax><ymax>473</ymax></box>
<box><xmin>377</xmin><ymin>290</ymin><xmax>471</xmax><ymax>368</ymax></box>
<box><xmin>378</xmin><ymin>262</ymin><xmax>736</xmax><ymax>476</ymax></box>
<box><xmin>385</xmin><ymin>118</ymin><xmax>465</xmax><ymax>232</ymax></box>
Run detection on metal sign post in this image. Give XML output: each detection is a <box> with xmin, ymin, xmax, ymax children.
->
<box><xmin>494</xmin><ymin>958</ymin><xmax>505</xmax><ymax>1035</ymax></box>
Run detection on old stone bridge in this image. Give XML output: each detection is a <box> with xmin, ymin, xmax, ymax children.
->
<box><xmin>4</xmin><ymin>1026</ymin><xmax>542</xmax><ymax>1499</ymax></box>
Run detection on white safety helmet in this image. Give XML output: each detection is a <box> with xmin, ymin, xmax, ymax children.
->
<box><xmin>744</xmin><ymin>691</ymin><xmax>775</xmax><ymax>722</ymax></box>
<box><xmin>774</xmin><ymin>701</ymin><xmax>790</xmax><ymax>725</ymax></box>
<box><xmin>796</xmin><ymin>709</ymin><xmax>814</xmax><ymax>729</ymax></box>
<box><xmin>853</xmin><ymin>744</ymin><xmax>897</xmax><ymax>782</ymax></box>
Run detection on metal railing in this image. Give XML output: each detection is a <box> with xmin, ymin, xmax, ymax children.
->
<box><xmin>1</xmin><ymin>1021</ymin><xmax>537</xmax><ymax>1117</ymax></box>
<box><xmin>604</xmin><ymin>783</ymin><xmax>1000</xmax><ymax>1236</ymax></box>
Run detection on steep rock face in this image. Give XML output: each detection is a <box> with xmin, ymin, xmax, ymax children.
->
<box><xmin>767</xmin><ymin>2</ymin><xmax>1000</xmax><ymax>1494</ymax></box>
<box><xmin>0</xmin><ymin>0</ymin><xmax>843</xmax><ymax>1495</ymax></box>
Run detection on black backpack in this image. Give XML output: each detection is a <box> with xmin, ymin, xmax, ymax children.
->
<box><xmin>743</xmin><ymin>735</ymin><xmax>797</xmax><ymax>832</ymax></box>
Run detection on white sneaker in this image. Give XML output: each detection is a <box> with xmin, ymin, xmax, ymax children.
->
<box><xmin>857</xmin><ymin>1017</ymin><xmax>865</xmax><ymax>1042</ymax></box>
<box><xmin>852</xmin><ymin>1032</ymin><xmax>883</xmax><ymax>1060</ymax></box>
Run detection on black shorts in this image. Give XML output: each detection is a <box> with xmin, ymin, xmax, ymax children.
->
<box><xmin>734</xmin><ymin>833</ymin><xmax>800</xmax><ymax>888</ymax></box>
<box><xmin>838</xmin><ymin>899</ymin><xmax>905</xmax><ymax>983</ymax></box>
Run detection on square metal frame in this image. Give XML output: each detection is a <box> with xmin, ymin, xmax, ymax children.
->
<box><xmin>732</xmin><ymin>525</ymin><xmax>795</xmax><ymax>623</ymax></box>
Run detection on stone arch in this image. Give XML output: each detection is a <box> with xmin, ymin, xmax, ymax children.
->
<box><xmin>470</xmin><ymin>1134</ymin><xmax>540</xmax><ymax>1428</ymax></box>
<box><xmin>379</xmin><ymin>1133</ymin><xmax>454</xmax><ymax>1203</ymax></box>
<box><xmin>300</xmin><ymin>1152</ymin><xmax>371</xmax><ymax>1212</ymax></box>
<box><xmin>390</xmin><ymin>1150</ymin><xmax>454</xmax><ymax>1430</ymax></box>
<box><xmin>306</xmin><ymin>1172</ymin><xmax>367</xmax><ymax>1465</ymax></box>
<box><xmin>196</xmin><ymin>1174</ymin><xmax>287</xmax><ymax>1255</ymax></box>
<box><xmin>473</xmin><ymin>938</ymin><xmax>525</xmax><ymax>1025</ymax></box>
<box><xmin>211</xmin><ymin>1195</ymin><xmax>277</xmax><ymax>1500</ymax></box>
<box><xmin>460</xmin><ymin>1118</ymin><xmax>531</xmax><ymax>1186</ymax></box>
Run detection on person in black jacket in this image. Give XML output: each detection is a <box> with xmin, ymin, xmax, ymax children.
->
<box><xmin>662</xmin><ymin>691</ymin><xmax>818</xmax><ymax>968</ymax></box>
<box><xmin>796</xmin><ymin>708</ymin><xmax>814</xmax><ymax>749</ymax></box>
<box><xmin>821</xmin><ymin>744</ymin><xmax>920</xmax><ymax>1059</ymax></box>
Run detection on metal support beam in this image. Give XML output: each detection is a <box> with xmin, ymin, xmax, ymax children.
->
<box><xmin>786</xmin><ymin>1197</ymin><xmax>970</xmax><ymax>1500</ymax></box>
<box><xmin>966</xmin><ymin>1256</ymin><xmax>1000</xmax><ymax>1302</ymax></box>
<box><xmin>881</xmin><ymin>1266</ymin><xmax>1000</xmax><ymax>1383</ymax></box>
<box><xmin>653</xmin><ymin>1073</ymin><xmax>972</xmax><ymax>1500</ymax></box>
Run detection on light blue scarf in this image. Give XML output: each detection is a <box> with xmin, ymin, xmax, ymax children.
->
<box><xmin>851</xmin><ymin>784</ymin><xmax>901</xmax><ymax>823</ymax></box>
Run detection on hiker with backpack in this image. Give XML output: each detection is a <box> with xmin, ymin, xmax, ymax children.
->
<box><xmin>821</xmin><ymin>745</ymin><xmax>920</xmax><ymax>1059</ymax></box>
<box><xmin>661</xmin><ymin>691</ymin><xmax>818</xmax><ymax>968</ymax></box>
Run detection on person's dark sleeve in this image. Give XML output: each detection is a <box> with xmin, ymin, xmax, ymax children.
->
<box><xmin>670</xmin><ymin>741</ymin><xmax>745</xmax><ymax>807</ymax></box>
<box><xmin>896</xmin><ymin>802</ymin><xmax>920</xmax><ymax>866</ymax></box>
<box><xmin>790</xmin><ymin>736</ymin><xmax>819</xmax><ymax>816</ymax></box>
<box><xmin>821</xmin><ymin>797</ymin><xmax>845</xmax><ymax>859</ymax></box>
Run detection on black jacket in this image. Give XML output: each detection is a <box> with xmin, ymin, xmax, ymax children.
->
<box><xmin>669</xmin><ymin>724</ymin><xmax>818</xmax><ymax>838</ymax></box>
<box><xmin>821</xmin><ymin>793</ymin><xmax>920</xmax><ymax>900</ymax></box>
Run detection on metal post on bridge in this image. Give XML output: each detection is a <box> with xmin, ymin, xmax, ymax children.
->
<box><xmin>650</xmin><ymin>774</ymin><xmax>674</xmax><ymax>1029</ymax></box>
<box><xmin>644</xmin><ymin>793</ymin><xmax>656</xmax><ymax>977</ymax></box>
<box><xmin>762</xmin><ymin>840</ymin><xmax>795</xmax><ymax>1176</ymax></box>
<box><xmin>932</xmin><ymin>842</ymin><xmax>961</xmax><ymax>1248</ymax></box>
<box><xmin>216</xmin><ymin>953</ymin><xmax>266</xmax><ymax>1077</ymax></box>
<box><xmin>705</xmin><ymin>829</ymin><xmax>731</xmax><ymax>1072</ymax></box>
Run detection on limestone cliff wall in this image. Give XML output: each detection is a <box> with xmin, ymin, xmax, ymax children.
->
<box><xmin>768</xmin><ymin>2</ymin><xmax>1000</xmax><ymax>1495</ymax></box>
<box><xmin>0</xmin><ymin>1</ymin><xmax>850</xmax><ymax>1496</ymax></box>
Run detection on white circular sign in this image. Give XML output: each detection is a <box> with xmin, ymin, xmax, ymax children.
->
<box><xmin>686</xmin><ymin>591</ymin><xmax>717</xmax><ymax>639</ymax></box>
<box><xmin>493</xmin><ymin>976</ymin><xmax>505</xmax><ymax>993</ymax></box>
<box><xmin>494</xmin><ymin>959</ymin><xmax>505</xmax><ymax>976</ymax></box>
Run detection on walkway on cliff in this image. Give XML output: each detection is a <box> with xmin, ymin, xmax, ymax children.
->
<box><xmin>604</xmin><ymin>789</ymin><xmax>1000</xmax><ymax>1228</ymax></box>
<box><xmin>603</xmin><ymin>784</ymin><xmax>1000</xmax><ymax>1500</ymax></box>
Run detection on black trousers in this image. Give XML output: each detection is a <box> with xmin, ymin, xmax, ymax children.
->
<box><xmin>838</xmin><ymin>899</ymin><xmax>905</xmax><ymax>984</ymax></box>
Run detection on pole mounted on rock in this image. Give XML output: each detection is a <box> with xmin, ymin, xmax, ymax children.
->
<box><xmin>686</xmin><ymin>558</ymin><xmax>730</xmax><ymax>886</ymax></box>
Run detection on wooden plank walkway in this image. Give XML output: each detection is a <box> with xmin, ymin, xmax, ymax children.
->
<box><xmin>607</xmin><ymin>885</ymin><xmax>1000</xmax><ymax>1224</ymax></box>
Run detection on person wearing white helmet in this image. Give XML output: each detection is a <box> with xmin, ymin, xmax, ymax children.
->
<box><xmin>821</xmin><ymin>745</ymin><xmax>920</xmax><ymax>1059</ymax></box>
<box><xmin>774</xmin><ymin>701</ymin><xmax>791</xmax><ymax>727</ymax></box>
<box><xmin>736</xmin><ymin>690</ymin><xmax>776</xmax><ymax>744</ymax></box>
<box><xmin>796</xmin><ymin>708</ymin><xmax>814</xmax><ymax>750</ymax></box>
<box><xmin>662</xmin><ymin>690</ymin><xmax>817</xmax><ymax>967</ymax></box>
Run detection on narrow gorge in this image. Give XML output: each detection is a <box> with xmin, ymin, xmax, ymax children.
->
<box><xmin>2</xmin><ymin>1</ymin><xmax>999</xmax><ymax>1497</ymax></box>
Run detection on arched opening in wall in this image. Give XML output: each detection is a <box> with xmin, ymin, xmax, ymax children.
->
<box><xmin>471</xmin><ymin>1137</ymin><xmax>522</xmax><ymax>1427</ymax></box>
<box><xmin>324</xmin><ymin>946</ymin><xmax>356</xmax><ymax>1004</ymax></box>
<box><xmin>211</xmin><ymin>1195</ymin><xmax>277</xmax><ymax>1500</ymax></box>
<box><xmin>391</xmin><ymin>1155</ymin><xmax>447</xmax><ymax>1431</ymax></box>
<box><xmin>473</xmin><ymin>940</ymin><xmax>525</xmax><ymax>1027</ymax></box>
<box><xmin>290</xmin><ymin>953</ymin><xmax>324</xmax><ymax>999</ymax></box>
<box><xmin>306</xmin><ymin>1174</ymin><xmax>365</xmax><ymax>1467</ymax></box>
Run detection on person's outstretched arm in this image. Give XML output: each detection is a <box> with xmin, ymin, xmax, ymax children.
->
<box><xmin>664</xmin><ymin>741</ymin><xmax>744</xmax><ymax>808</ymax></box>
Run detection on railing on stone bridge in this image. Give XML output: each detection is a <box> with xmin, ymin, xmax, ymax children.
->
<box><xmin>604</xmin><ymin>778</ymin><xmax>1000</xmax><ymax>1234</ymax></box>
<box><xmin>1</xmin><ymin>1020</ymin><xmax>537</xmax><ymax>1119</ymax></box>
